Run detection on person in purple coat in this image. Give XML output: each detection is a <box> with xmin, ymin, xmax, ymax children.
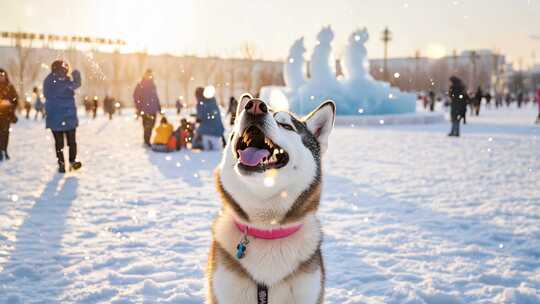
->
<box><xmin>133</xmin><ymin>69</ymin><xmax>162</xmax><ymax>147</ymax></box>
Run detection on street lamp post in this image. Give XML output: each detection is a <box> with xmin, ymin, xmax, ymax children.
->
<box><xmin>381</xmin><ymin>27</ymin><xmax>392</xmax><ymax>82</ymax></box>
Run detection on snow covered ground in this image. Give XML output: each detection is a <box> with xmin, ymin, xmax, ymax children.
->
<box><xmin>0</xmin><ymin>105</ymin><xmax>539</xmax><ymax>303</ymax></box>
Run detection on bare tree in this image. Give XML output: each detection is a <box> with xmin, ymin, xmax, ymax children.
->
<box><xmin>7</xmin><ymin>33</ymin><xmax>39</xmax><ymax>100</ymax></box>
<box><xmin>176</xmin><ymin>56</ymin><xmax>195</xmax><ymax>106</ymax></box>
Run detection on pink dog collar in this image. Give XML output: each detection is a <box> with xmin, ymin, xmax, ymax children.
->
<box><xmin>234</xmin><ymin>221</ymin><xmax>302</xmax><ymax>240</ymax></box>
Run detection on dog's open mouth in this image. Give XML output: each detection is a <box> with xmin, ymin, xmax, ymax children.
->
<box><xmin>235</xmin><ymin>126</ymin><xmax>289</xmax><ymax>172</ymax></box>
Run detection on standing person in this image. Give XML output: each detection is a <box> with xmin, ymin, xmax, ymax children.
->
<box><xmin>43</xmin><ymin>60</ymin><xmax>82</xmax><ymax>173</ymax></box>
<box><xmin>33</xmin><ymin>87</ymin><xmax>45</xmax><ymax>120</ymax></box>
<box><xmin>91</xmin><ymin>96</ymin><xmax>98</xmax><ymax>119</ymax></box>
<box><xmin>485</xmin><ymin>91</ymin><xmax>492</xmax><ymax>109</ymax></box>
<box><xmin>175</xmin><ymin>97</ymin><xmax>184</xmax><ymax>115</ymax></box>
<box><xmin>0</xmin><ymin>69</ymin><xmax>19</xmax><ymax>161</ymax></box>
<box><xmin>536</xmin><ymin>87</ymin><xmax>540</xmax><ymax>124</ymax></box>
<box><xmin>24</xmin><ymin>97</ymin><xmax>32</xmax><ymax>119</ymax></box>
<box><xmin>517</xmin><ymin>91</ymin><xmax>524</xmax><ymax>108</ymax></box>
<box><xmin>133</xmin><ymin>69</ymin><xmax>161</xmax><ymax>147</ymax></box>
<box><xmin>227</xmin><ymin>96</ymin><xmax>238</xmax><ymax>126</ymax></box>
<box><xmin>103</xmin><ymin>95</ymin><xmax>115</xmax><ymax>120</ymax></box>
<box><xmin>448</xmin><ymin>76</ymin><xmax>468</xmax><ymax>137</ymax></box>
<box><xmin>473</xmin><ymin>86</ymin><xmax>483</xmax><ymax>116</ymax></box>
<box><xmin>428</xmin><ymin>91</ymin><xmax>436</xmax><ymax>112</ymax></box>
<box><xmin>195</xmin><ymin>87</ymin><xmax>224</xmax><ymax>150</ymax></box>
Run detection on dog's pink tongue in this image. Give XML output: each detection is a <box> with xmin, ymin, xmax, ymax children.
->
<box><xmin>238</xmin><ymin>147</ymin><xmax>270</xmax><ymax>166</ymax></box>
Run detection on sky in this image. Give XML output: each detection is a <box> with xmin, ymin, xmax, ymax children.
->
<box><xmin>1</xmin><ymin>0</ymin><xmax>539</xmax><ymax>67</ymax></box>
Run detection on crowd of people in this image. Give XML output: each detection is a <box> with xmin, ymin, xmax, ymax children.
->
<box><xmin>1</xmin><ymin>60</ymin><xmax>540</xmax><ymax>169</ymax></box>
<box><xmin>132</xmin><ymin>69</ymin><xmax>227</xmax><ymax>152</ymax></box>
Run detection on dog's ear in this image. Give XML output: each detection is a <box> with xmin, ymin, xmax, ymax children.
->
<box><xmin>236</xmin><ymin>93</ymin><xmax>253</xmax><ymax>117</ymax></box>
<box><xmin>303</xmin><ymin>100</ymin><xmax>336</xmax><ymax>154</ymax></box>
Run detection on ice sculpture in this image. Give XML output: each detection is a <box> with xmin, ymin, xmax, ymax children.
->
<box><xmin>269</xmin><ymin>26</ymin><xmax>416</xmax><ymax>115</ymax></box>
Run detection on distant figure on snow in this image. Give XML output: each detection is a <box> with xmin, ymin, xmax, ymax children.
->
<box><xmin>0</xmin><ymin>69</ymin><xmax>19</xmax><ymax>161</ymax></box>
<box><xmin>227</xmin><ymin>96</ymin><xmax>238</xmax><ymax>126</ymax></box>
<box><xmin>91</xmin><ymin>96</ymin><xmax>98</xmax><ymax>119</ymax></box>
<box><xmin>133</xmin><ymin>69</ymin><xmax>162</xmax><ymax>147</ymax></box>
<box><xmin>194</xmin><ymin>87</ymin><xmax>224</xmax><ymax>150</ymax></box>
<box><xmin>428</xmin><ymin>91</ymin><xmax>436</xmax><ymax>112</ymax></box>
<box><xmin>103</xmin><ymin>95</ymin><xmax>115</xmax><ymax>120</ymax></box>
<box><xmin>473</xmin><ymin>86</ymin><xmax>483</xmax><ymax>116</ymax></box>
<box><xmin>448</xmin><ymin>76</ymin><xmax>469</xmax><ymax>137</ymax></box>
<box><xmin>23</xmin><ymin>97</ymin><xmax>32</xmax><ymax>119</ymax></box>
<box><xmin>43</xmin><ymin>60</ymin><xmax>83</xmax><ymax>173</ymax></box>
<box><xmin>33</xmin><ymin>86</ymin><xmax>45</xmax><ymax>120</ymax></box>
<box><xmin>536</xmin><ymin>87</ymin><xmax>540</xmax><ymax>124</ymax></box>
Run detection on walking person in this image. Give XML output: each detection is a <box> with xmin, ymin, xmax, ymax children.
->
<box><xmin>43</xmin><ymin>60</ymin><xmax>82</xmax><ymax>173</ymax></box>
<box><xmin>133</xmin><ymin>69</ymin><xmax>161</xmax><ymax>147</ymax></box>
<box><xmin>485</xmin><ymin>91</ymin><xmax>492</xmax><ymax>109</ymax></box>
<box><xmin>227</xmin><ymin>96</ymin><xmax>238</xmax><ymax>126</ymax></box>
<box><xmin>536</xmin><ymin>87</ymin><xmax>540</xmax><ymax>124</ymax></box>
<box><xmin>195</xmin><ymin>87</ymin><xmax>224</xmax><ymax>150</ymax></box>
<box><xmin>428</xmin><ymin>91</ymin><xmax>436</xmax><ymax>112</ymax></box>
<box><xmin>517</xmin><ymin>91</ymin><xmax>524</xmax><ymax>108</ymax></box>
<box><xmin>33</xmin><ymin>87</ymin><xmax>45</xmax><ymax>120</ymax></box>
<box><xmin>103</xmin><ymin>95</ymin><xmax>115</xmax><ymax>120</ymax></box>
<box><xmin>23</xmin><ymin>97</ymin><xmax>32</xmax><ymax>119</ymax></box>
<box><xmin>91</xmin><ymin>96</ymin><xmax>98</xmax><ymax>119</ymax></box>
<box><xmin>448</xmin><ymin>76</ymin><xmax>468</xmax><ymax>137</ymax></box>
<box><xmin>0</xmin><ymin>69</ymin><xmax>19</xmax><ymax>161</ymax></box>
<box><xmin>473</xmin><ymin>86</ymin><xmax>483</xmax><ymax>116</ymax></box>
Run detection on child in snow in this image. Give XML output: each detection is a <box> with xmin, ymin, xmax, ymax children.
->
<box><xmin>151</xmin><ymin>116</ymin><xmax>174</xmax><ymax>152</ymax></box>
<box><xmin>43</xmin><ymin>60</ymin><xmax>82</xmax><ymax>173</ymax></box>
<box><xmin>171</xmin><ymin>118</ymin><xmax>192</xmax><ymax>150</ymax></box>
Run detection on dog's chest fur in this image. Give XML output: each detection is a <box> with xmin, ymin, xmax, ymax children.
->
<box><xmin>207</xmin><ymin>213</ymin><xmax>324</xmax><ymax>303</ymax></box>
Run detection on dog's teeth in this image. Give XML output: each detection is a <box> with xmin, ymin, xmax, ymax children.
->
<box><xmin>273</xmin><ymin>149</ymin><xmax>278</xmax><ymax>156</ymax></box>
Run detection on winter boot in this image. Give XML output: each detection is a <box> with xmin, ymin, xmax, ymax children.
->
<box><xmin>58</xmin><ymin>161</ymin><xmax>66</xmax><ymax>173</ymax></box>
<box><xmin>0</xmin><ymin>151</ymin><xmax>3</xmax><ymax>161</ymax></box>
<box><xmin>70</xmin><ymin>161</ymin><xmax>82</xmax><ymax>171</ymax></box>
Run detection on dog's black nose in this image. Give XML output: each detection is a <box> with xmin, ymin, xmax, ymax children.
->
<box><xmin>245</xmin><ymin>99</ymin><xmax>268</xmax><ymax>116</ymax></box>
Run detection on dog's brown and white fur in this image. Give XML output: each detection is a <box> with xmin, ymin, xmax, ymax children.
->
<box><xmin>207</xmin><ymin>94</ymin><xmax>335</xmax><ymax>303</ymax></box>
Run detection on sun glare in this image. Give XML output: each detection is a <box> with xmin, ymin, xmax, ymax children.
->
<box><xmin>110</xmin><ymin>0</ymin><xmax>198</xmax><ymax>54</ymax></box>
<box><xmin>425</xmin><ymin>44</ymin><xmax>447</xmax><ymax>59</ymax></box>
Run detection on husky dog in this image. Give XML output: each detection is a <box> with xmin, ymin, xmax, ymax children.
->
<box><xmin>208</xmin><ymin>93</ymin><xmax>335</xmax><ymax>304</ymax></box>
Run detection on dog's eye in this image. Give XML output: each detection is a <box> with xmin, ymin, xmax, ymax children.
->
<box><xmin>278</xmin><ymin>123</ymin><xmax>294</xmax><ymax>131</ymax></box>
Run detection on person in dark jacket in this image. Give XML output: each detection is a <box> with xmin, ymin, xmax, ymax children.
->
<box><xmin>103</xmin><ymin>95</ymin><xmax>115</xmax><ymax>120</ymax></box>
<box><xmin>428</xmin><ymin>91</ymin><xmax>436</xmax><ymax>112</ymax></box>
<box><xmin>484</xmin><ymin>91</ymin><xmax>492</xmax><ymax>109</ymax></box>
<box><xmin>517</xmin><ymin>91</ymin><xmax>524</xmax><ymax>108</ymax></box>
<box><xmin>43</xmin><ymin>60</ymin><xmax>82</xmax><ymax>173</ymax></box>
<box><xmin>448</xmin><ymin>76</ymin><xmax>468</xmax><ymax>137</ymax></box>
<box><xmin>0</xmin><ymin>69</ymin><xmax>19</xmax><ymax>161</ymax></box>
<box><xmin>133</xmin><ymin>69</ymin><xmax>161</xmax><ymax>147</ymax></box>
<box><xmin>473</xmin><ymin>86</ymin><xmax>483</xmax><ymax>116</ymax></box>
<box><xmin>33</xmin><ymin>86</ymin><xmax>45</xmax><ymax>120</ymax></box>
<box><xmin>227</xmin><ymin>96</ymin><xmax>238</xmax><ymax>126</ymax></box>
<box><xmin>195</xmin><ymin>87</ymin><xmax>224</xmax><ymax>150</ymax></box>
<box><xmin>91</xmin><ymin>96</ymin><xmax>98</xmax><ymax>119</ymax></box>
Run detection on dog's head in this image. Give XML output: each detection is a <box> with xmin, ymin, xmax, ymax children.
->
<box><xmin>218</xmin><ymin>93</ymin><xmax>335</xmax><ymax>224</ymax></box>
